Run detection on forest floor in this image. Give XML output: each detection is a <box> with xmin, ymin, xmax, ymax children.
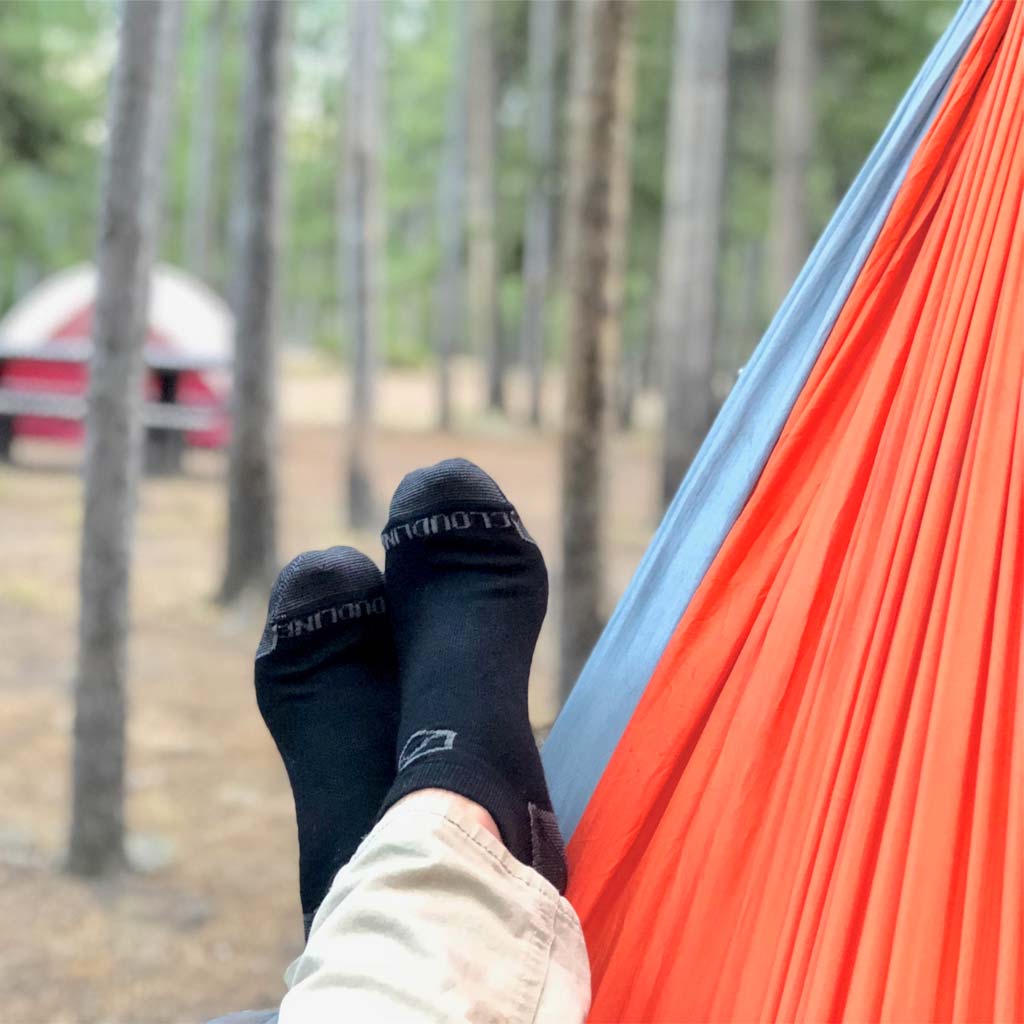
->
<box><xmin>0</xmin><ymin>354</ymin><xmax>661</xmax><ymax>1024</ymax></box>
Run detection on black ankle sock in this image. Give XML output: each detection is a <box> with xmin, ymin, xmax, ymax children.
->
<box><xmin>255</xmin><ymin>547</ymin><xmax>399</xmax><ymax>936</ymax></box>
<box><xmin>378</xmin><ymin>459</ymin><xmax>567</xmax><ymax>892</ymax></box>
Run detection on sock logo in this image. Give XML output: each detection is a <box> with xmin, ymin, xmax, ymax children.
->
<box><xmin>398</xmin><ymin>728</ymin><xmax>457</xmax><ymax>771</ymax></box>
<box><xmin>278</xmin><ymin>596</ymin><xmax>386</xmax><ymax>640</ymax></box>
<box><xmin>382</xmin><ymin>509</ymin><xmax>535</xmax><ymax>550</ymax></box>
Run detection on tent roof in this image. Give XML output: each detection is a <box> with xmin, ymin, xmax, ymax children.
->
<box><xmin>0</xmin><ymin>263</ymin><xmax>233</xmax><ymax>363</ymax></box>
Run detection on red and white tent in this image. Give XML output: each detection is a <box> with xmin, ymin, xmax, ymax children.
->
<box><xmin>0</xmin><ymin>263</ymin><xmax>232</xmax><ymax>449</ymax></box>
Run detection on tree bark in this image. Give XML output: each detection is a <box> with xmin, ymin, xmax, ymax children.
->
<box><xmin>434</xmin><ymin>2</ymin><xmax>468</xmax><ymax>432</ymax></box>
<box><xmin>220</xmin><ymin>0</ymin><xmax>287</xmax><ymax>602</ymax></box>
<box><xmin>145</xmin><ymin>0</ymin><xmax>185</xmax><ymax>475</ymax></box>
<box><xmin>342</xmin><ymin>0</ymin><xmax>385</xmax><ymax>528</ymax></box>
<box><xmin>558</xmin><ymin>0</ymin><xmax>597</xmax><ymax>296</ymax></box>
<box><xmin>466</xmin><ymin>0</ymin><xmax>503</xmax><ymax>414</ymax></box>
<box><xmin>153</xmin><ymin>0</ymin><xmax>184</xmax><ymax>256</ymax></box>
<box><xmin>519</xmin><ymin>0</ymin><xmax>558</xmax><ymax>428</ymax></box>
<box><xmin>68</xmin><ymin>0</ymin><xmax>176</xmax><ymax>877</ymax></box>
<box><xmin>559</xmin><ymin>0</ymin><xmax>635</xmax><ymax>700</ymax></box>
<box><xmin>606</xmin><ymin>28</ymin><xmax>635</xmax><ymax>429</ymax></box>
<box><xmin>658</xmin><ymin>0</ymin><xmax>733</xmax><ymax>509</ymax></box>
<box><xmin>770</xmin><ymin>0</ymin><xmax>817</xmax><ymax>305</ymax></box>
<box><xmin>182</xmin><ymin>0</ymin><xmax>228</xmax><ymax>282</ymax></box>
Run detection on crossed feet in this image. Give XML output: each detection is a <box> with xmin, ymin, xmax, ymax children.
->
<box><xmin>255</xmin><ymin>459</ymin><xmax>566</xmax><ymax>937</ymax></box>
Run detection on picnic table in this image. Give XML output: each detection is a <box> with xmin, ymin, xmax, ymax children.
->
<box><xmin>0</xmin><ymin>337</ymin><xmax>231</xmax><ymax>472</ymax></box>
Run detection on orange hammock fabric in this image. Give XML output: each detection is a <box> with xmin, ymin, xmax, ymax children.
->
<box><xmin>568</xmin><ymin>2</ymin><xmax>1023</xmax><ymax>1019</ymax></box>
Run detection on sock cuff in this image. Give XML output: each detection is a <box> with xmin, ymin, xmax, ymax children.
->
<box><xmin>378</xmin><ymin>755</ymin><xmax>567</xmax><ymax>893</ymax></box>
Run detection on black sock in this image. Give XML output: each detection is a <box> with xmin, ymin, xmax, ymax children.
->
<box><xmin>255</xmin><ymin>547</ymin><xmax>399</xmax><ymax>936</ymax></box>
<box><xmin>378</xmin><ymin>458</ymin><xmax>567</xmax><ymax>892</ymax></box>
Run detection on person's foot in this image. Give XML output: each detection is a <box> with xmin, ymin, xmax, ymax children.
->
<box><xmin>378</xmin><ymin>459</ymin><xmax>567</xmax><ymax>892</ymax></box>
<box><xmin>255</xmin><ymin>547</ymin><xmax>399</xmax><ymax>936</ymax></box>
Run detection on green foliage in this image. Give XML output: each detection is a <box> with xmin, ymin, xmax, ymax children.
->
<box><xmin>0</xmin><ymin>0</ymin><xmax>960</xmax><ymax>378</ymax></box>
<box><xmin>0</xmin><ymin>0</ymin><xmax>109</xmax><ymax>309</ymax></box>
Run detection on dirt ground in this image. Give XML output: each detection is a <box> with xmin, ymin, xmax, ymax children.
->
<box><xmin>0</xmin><ymin>357</ymin><xmax>661</xmax><ymax>1024</ymax></box>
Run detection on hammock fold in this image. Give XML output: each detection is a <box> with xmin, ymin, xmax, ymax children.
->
<box><xmin>545</xmin><ymin>0</ymin><xmax>1023</xmax><ymax>1019</ymax></box>
<box><xmin>543</xmin><ymin>0</ymin><xmax>997</xmax><ymax>840</ymax></box>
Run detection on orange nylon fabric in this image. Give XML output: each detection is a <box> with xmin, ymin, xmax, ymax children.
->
<box><xmin>568</xmin><ymin>3</ymin><xmax>1023</xmax><ymax>1020</ymax></box>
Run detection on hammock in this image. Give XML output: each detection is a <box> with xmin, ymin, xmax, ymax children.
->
<box><xmin>542</xmin><ymin>0</ymin><xmax>1023</xmax><ymax>1019</ymax></box>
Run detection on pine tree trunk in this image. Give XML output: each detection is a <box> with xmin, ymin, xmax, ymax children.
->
<box><xmin>342</xmin><ymin>0</ymin><xmax>384</xmax><ymax>528</ymax></box>
<box><xmin>68</xmin><ymin>0</ymin><xmax>176</xmax><ymax>877</ymax></box>
<box><xmin>143</xmin><ymin>0</ymin><xmax>186</xmax><ymax>476</ymax></box>
<box><xmin>153</xmin><ymin>1</ymin><xmax>184</xmax><ymax>257</ymax></box>
<box><xmin>658</xmin><ymin>0</ymin><xmax>733</xmax><ymax>509</ymax></box>
<box><xmin>618</xmin><ymin>301</ymin><xmax>649</xmax><ymax>432</ymax></box>
<box><xmin>770</xmin><ymin>0</ymin><xmax>817</xmax><ymax>304</ymax></box>
<box><xmin>559</xmin><ymin>0</ymin><xmax>635</xmax><ymax>700</ymax></box>
<box><xmin>220</xmin><ymin>0</ymin><xmax>287</xmax><ymax>602</ymax></box>
<box><xmin>519</xmin><ymin>0</ymin><xmax>558</xmax><ymax>428</ymax></box>
<box><xmin>605</xmin><ymin>30</ymin><xmax>635</xmax><ymax>430</ymax></box>
<box><xmin>434</xmin><ymin>2</ymin><xmax>468</xmax><ymax>432</ymax></box>
<box><xmin>737</xmin><ymin>236</ymin><xmax>764</xmax><ymax>372</ymax></box>
<box><xmin>558</xmin><ymin>0</ymin><xmax>596</xmax><ymax>295</ymax></box>
<box><xmin>183</xmin><ymin>0</ymin><xmax>228</xmax><ymax>282</ymax></box>
<box><xmin>466</xmin><ymin>0</ymin><xmax>503</xmax><ymax>414</ymax></box>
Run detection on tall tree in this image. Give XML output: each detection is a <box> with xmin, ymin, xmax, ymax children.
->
<box><xmin>342</xmin><ymin>0</ymin><xmax>385</xmax><ymax>526</ymax></box>
<box><xmin>182</xmin><ymin>0</ymin><xmax>229</xmax><ymax>282</ymax></box>
<box><xmin>220</xmin><ymin>0</ymin><xmax>288</xmax><ymax>602</ymax></box>
<box><xmin>68</xmin><ymin>0</ymin><xmax>177</xmax><ymax>877</ymax></box>
<box><xmin>770</xmin><ymin>0</ymin><xmax>817</xmax><ymax>304</ymax></box>
<box><xmin>434</xmin><ymin>1</ymin><xmax>468</xmax><ymax>432</ymax></box>
<box><xmin>606</xmin><ymin>30</ymin><xmax>636</xmax><ymax>432</ymax></box>
<box><xmin>558</xmin><ymin>0</ymin><xmax>596</xmax><ymax>296</ymax></box>
<box><xmin>658</xmin><ymin>0</ymin><xmax>734</xmax><ymax>508</ymax></box>
<box><xmin>155</xmin><ymin>4</ymin><xmax>185</xmax><ymax>217</ymax></box>
<box><xmin>560</xmin><ymin>0</ymin><xmax>635</xmax><ymax>698</ymax></box>
<box><xmin>144</xmin><ymin>0</ymin><xmax>185</xmax><ymax>476</ymax></box>
<box><xmin>466</xmin><ymin>0</ymin><xmax>503</xmax><ymax>413</ymax></box>
<box><xmin>519</xmin><ymin>0</ymin><xmax>558</xmax><ymax>428</ymax></box>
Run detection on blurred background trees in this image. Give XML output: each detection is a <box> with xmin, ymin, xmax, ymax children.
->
<box><xmin>559</xmin><ymin>0</ymin><xmax>634</xmax><ymax>696</ymax></box>
<box><xmin>519</xmin><ymin>0</ymin><xmax>558</xmax><ymax>429</ymax></box>
<box><xmin>67</xmin><ymin>0</ymin><xmax>179</xmax><ymax>878</ymax></box>
<box><xmin>219</xmin><ymin>0</ymin><xmax>288</xmax><ymax>603</ymax></box>
<box><xmin>342</xmin><ymin>0</ymin><xmax>385</xmax><ymax>527</ymax></box>
<box><xmin>770</xmin><ymin>0</ymin><xmax>817</xmax><ymax>305</ymax></box>
<box><xmin>657</xmin><ymin>0</ymin><xmax>733</xmax><ymax>509</ymax></box>
<box><xmin>181</xmin><ymin>0</ymin><xmax>229</xmax><ymax>282</ymax></box>
<box><xmin>433</xmin><ymin>2</ymin><xmax>468</xmax><ymax>431</ymax></box>
<box><xmin>1</xmin><ymin>0</ymin><xmax>957</xmax><ymax>381</ymax></box>
<box><xmin>467</xmin><ymin>1</ymin><xmax>504</xmax><ymax>414</ymax></box>
<box><xmin>0</xmin><ymin>0</ymin><xmax>960</xmax><ymax>886</ymax></box>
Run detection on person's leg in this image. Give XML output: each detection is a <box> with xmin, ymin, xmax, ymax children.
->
<box><xmin>264</xmin><ymin>463</ymin><xmax>589</xmax><ymax>1022</ymax></box>
<box><xmin>378</xmin><ymin>458</ymin><xmax>567</xmax><ymax>891</ymax></box>
<box><xmin>255</xmin><ymin>546</ymin><xmax>399</xmax><ymax>937</ymax></box>
<box><xmin>282</xmin><ymin>788</ymin><xmax>590</xmax><ymax>1024</ymax></box>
